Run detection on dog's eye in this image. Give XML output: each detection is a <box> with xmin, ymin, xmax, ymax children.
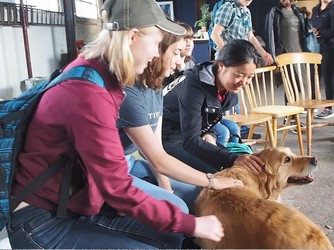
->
<box><xmin>284</xmin><ymin>156</ymin><xmax>291</xmax><ymax>163</ymax></box>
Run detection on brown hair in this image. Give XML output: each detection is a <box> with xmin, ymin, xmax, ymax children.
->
<box><xmin>139</xmin><ymin>32</ymin><xmax>184</xmax><ymax>89</ymax></box>
<box><xmin>178</xmin><ymin>22</ymin><xmax>194</xmax><ymax>63</ymax></box>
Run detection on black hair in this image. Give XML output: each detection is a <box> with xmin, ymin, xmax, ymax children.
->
<box><xmin>214</xmin><ymin>39</ymin><xmax>261</xmax><ymax>68</ymax></box>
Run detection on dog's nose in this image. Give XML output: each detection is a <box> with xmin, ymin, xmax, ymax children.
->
<box><xmin>310</xmin><ymin>157</ymin><xmax>317</xmax><ymax>165</ymax></box>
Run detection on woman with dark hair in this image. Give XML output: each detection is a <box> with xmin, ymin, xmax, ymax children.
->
<box><xmin>162</xmin><ymin>39</ymin><xmax>265</xmax><ymax>173</ymax></box>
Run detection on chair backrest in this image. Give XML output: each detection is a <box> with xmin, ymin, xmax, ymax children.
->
<box><xmin>276</xmin><ymin>52</ymin><xmax>322</xmax><ymax>104</ymax></box>
<box><xmin>245</xmin><ymin>65</ymin><xmax>277</xmax><ymax>110</ymax></box>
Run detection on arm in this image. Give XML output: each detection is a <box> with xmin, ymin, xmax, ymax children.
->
<box><xmin>211</xmin><ymin>24</ymin><xmax>226</xmax><ymax>51</ymax></box>
<box><xmin>248</xmin><ymin>31</ymin><xmax>273</xmax><ymax>65</ymax></box>
<box><xmin>150</xmin><ymin>119</ymin><xmax>173</xmax><ymax>192</ymax></box>
<box><xmin>211</xmin><ymin>3</ymin><xmax>234</xmax><ymax>51</ymax></box>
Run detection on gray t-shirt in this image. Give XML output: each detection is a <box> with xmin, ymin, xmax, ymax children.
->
<box><xmin>280</xmin><ymin>8</ymin><xmax>303</xmax><ymax>52</ymax></box>
<box><xmin>117</xmin><ymin>84</ymin><xmax>163</xmax><ymax>155</ymax></box>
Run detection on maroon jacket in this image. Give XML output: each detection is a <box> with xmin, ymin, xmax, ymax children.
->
<box><xmin>12</xmin><ymin>56</ymin><xmax>195</xmax><ymax>235</ymax></box>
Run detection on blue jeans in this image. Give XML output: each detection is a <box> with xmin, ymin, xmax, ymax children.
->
<box><xmin>215</xmin><ymin>118</ymin><xmax>240</xmax><ymax>146</ymax></box>
<box><xmin>8</xmin><ymin>204</ymin><xmax>183</xmax><ymax>249</ymax></box>
<box><xmin>126</xmin><ymin>155</ymin><xmax>201</xmax><ymax>212</ymax></box>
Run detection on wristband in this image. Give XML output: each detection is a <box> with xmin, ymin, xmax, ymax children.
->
<box><xmin>206</xmin><ymin>173</ymin><xmax>215</xmax><ymax>189</ymax></box>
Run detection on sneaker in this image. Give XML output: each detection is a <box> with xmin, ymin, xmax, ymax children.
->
<box><xmin>314</xmin><ymin>108</ymin><xmax>334</xmax><ymax>119</ymax></box>
<box><xmin>302</xmin><ymin>108</ymin><xmax>317</xmax><ymax>114</ymax></box>
<box><xmin>240</xmin><ymin>131</ymin><xmax>262</xmax><ymax>140</ymax></box>
<box><xmin>283</xmin><ymin>117</ymin><xmax>305</xmax><ymax>134</ymax></box>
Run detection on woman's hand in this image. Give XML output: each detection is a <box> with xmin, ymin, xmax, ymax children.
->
<box><xmin>234</xmin><ymin>154</ymin><xmax>264</xmax><ymax>172</ymax></box>
<box><xmin>194</xmin><ymin>215</ymin><xmax>224</xmax><ymax>242</ymax></box>
<box><xmin>202</xmin><ymin>133</ymin><xmax>217</xmax><ymax>146</ymax></box>
<box><xmin>213</xmin><ymin>176</ymin><xmax>244</xmax><ymax>189</ymax></box>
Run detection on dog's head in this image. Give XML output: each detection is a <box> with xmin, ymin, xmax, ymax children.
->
<box><xmin>256</xmin><ymin>147</ymin><xmax>317</xmax><ymax>200</ymax></box>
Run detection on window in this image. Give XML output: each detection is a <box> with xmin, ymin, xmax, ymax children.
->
<box><xmin>12</xmin><ymin>0</ymin><xmax>99</xmax><ymax>19</ymax></box>
<box><xmin>14</xmin><ymin>0</ymin><xmax>60</xmax><ymax>12</ymax></box>
<box><xmin>75</xmin><ymin>0</ymin><xmax>98</xmax><ymax>19</ymax></box>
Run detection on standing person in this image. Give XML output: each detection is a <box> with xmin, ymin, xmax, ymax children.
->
<box><xmin>265</xmin><ymin>0</ymin><xmax>312</xmax><ymax>126</ymax></box>
<box><xmin>266</xmin><ymin>0</ymin><xmax>311</xmax><ymax>60</ymax></box>
<box><xmin>7</xmin><ymin>0</ymin><xmax>225</xmax><ymax>249</ymax></box>
<box><xmin>211</xmin><ymin>0</ymin><xmax>273</xmax><ymax>139</ymax></box>
<box><xmin>311</xmin><ymin>0</ymin><xmax>334</xmax><ymax>119</ymax></box>
<box><xmin>211</xmin><ymin>0</ymin><xmax>274</xmax><ymax>65</ymax></box>
<box><xmin>162</xmin><ymin>39</ymin><xmax>265</xmax><ymax>174</ymax></box>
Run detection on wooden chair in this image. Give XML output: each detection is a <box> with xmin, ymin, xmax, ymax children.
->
<box><xmin>225</xmin><ymin>88</ymin><xmax>275</xmax><ymax>148</ymax></box>
<box><xmin>244</xmin><ymin>65</ymin><xmax>304</xmax><ymax>155</ymax></box>
<box><xmin>276</xmin><ymin>52</ymin><xmax>334</xmax><ymax>155</ymax></box>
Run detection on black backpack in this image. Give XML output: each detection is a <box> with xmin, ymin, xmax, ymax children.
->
<box><xmin>0</xmin><ymin>66</ymin><xmax>105</xmax><ymax>230</ymax></box>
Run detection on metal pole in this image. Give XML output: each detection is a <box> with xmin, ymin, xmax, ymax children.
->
<box><xmin>19</xmin><ymin>0</ymin><xmax>33</xmax><ymax>78</ymax></box>
<box><xmin>63</xmin><ymin>0</ymin><xmax>77</xmax><ymax>63</ymax></box>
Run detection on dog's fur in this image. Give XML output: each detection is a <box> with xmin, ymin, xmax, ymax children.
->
<box><xmin>195</xmin><ymin>147</ymin><xmax>333</xmax><ymax>249</ymax></box>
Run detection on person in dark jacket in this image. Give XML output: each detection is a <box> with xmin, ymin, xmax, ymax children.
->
<box><xmin>265</xmin><ymin>0</ymin><xmax>311</xmax><ymax>61</ymax></box>
<box><xmin>311</xmin><ymin>0</ymin><xmax>334</xmax><ymax>119</ymax></box>
<box><xmin>162</xmin><ymin>39</ymin><xmax>265</xmax><ymax>174</ymax></box>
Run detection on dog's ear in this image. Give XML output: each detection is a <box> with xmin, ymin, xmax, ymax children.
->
<box><xmin>260</xmin><ymin>158</ymin><xmax>279</xmax><ymax>199</ymax></box>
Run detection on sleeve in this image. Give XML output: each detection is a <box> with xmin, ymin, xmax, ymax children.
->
<box><xmin>178</xmin><ymin>81</ymin><xmax>238</xmax><ymax>169</ymax></box>
<box><xmin>215</xmin><ymin>2</ymin><xmax>234</xmax><ymax>28</ymax></box>
<box><xmin>70</xmin><ymin>88</ymin><xmax>195</xmax><ymax>235</ymax></box>
<box><xmin>117</xmin><ymin>87</ymin><xmax>149</xmax><ymax>128</ymax></box>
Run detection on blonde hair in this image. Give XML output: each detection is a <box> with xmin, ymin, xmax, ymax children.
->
<box><xmin>82</xmin><ymin>10</ymin><xmax>159</xmax><ymax>87</ymax></box>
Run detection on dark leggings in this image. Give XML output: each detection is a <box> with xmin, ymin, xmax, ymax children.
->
<box><xmin>321</xmin><ymin>48</ymin><xmax>334</xmax><ymax>108</ymax></box>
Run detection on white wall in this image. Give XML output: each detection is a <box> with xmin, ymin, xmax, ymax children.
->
<box><xmin>0</xmin><ymin>25</ymin><xmax>67</xmax><ymax>99</ymax></box>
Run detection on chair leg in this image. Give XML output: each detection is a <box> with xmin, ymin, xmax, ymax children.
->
<box><xmin>294</xmin><ymin>114</ymin><xmax>304</xmax><ymax>156</ymax></box>
<box><xmin>280</xmin><ymin>116</ymin><xmax>289</xmax><ymax>146</ymax></box>
<box><xmin>265</xmin><ymin>121</ymin><xmax>275</xmax><ymax>147</ymax></box>
<box><xmin>306</xmin><ymin>109</ymin><xmax>312</xmax><ymax>156</ymax></box>
<box><xmin>272</xmin><ymin>118</ymin><xmax>278</xmax><ymax>147</ymax></box>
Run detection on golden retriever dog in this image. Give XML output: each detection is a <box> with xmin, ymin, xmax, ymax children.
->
<box><xmin>195</xmin><ymin>147</ymin><xmax>333</xmax><ymax>249</ymax></box>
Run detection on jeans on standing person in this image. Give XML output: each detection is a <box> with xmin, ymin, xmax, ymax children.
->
<box><xmin>8</xmin><ymin>204</ymin><xmax>184</xmax><ymax>249</ymax></box>
<box><xmin>215</xmin><ymin>118</ymin><xmax>240</xmax><ymax>146</ymax></box>
<box><xmin>126</xmin><ymin>155</ymin><xmax>200</xmax><ymax>211</ymax></box>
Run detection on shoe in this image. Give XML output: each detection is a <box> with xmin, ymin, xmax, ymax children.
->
<box><xmin>314</xmin><ymin>108</ymin><xmax>334</xmax><ymax>119</ymax></box>
<box><xmin>283</xmin><ymin>117</ymin><xmax>305</xmax><ymax>134</ymax></box>
<box><xmin>302</xmin><ymin>108</ymin><xmax>317</xmax><ymax>114</ymax></box>
<box><xmin>241</xmin><ymin>131</ymin><xmax>261</xmax><ymax>140</ymax></box>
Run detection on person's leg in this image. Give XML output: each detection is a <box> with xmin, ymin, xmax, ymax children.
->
<box><xmin>8</xmin><ymin>205</ymin><xmax>162</xmax><ymax>249</ymax></box>
<box><xmin>220</xmin><ymin>118</ymin><xmax>240</xmax><ymax>143</ymax></box>
<box><xmin>315</xmin><ymin>49</ymin><xmax>334</xmax><ymax>119</ymax></box>
<box><xmin>126</xmin><ymin>154</ymin><xmax>157</xmax><ymax>184</ymax></box>
<box><xmin>132</xmin><ymin>176</ymin><xmax>189</xmax><ymax>213</ymax></box>
<box><xmin>163</xmin><ymin>140</ymin><xmax>219</xmax><ymax>173</ymax></box>
<box><xmin>169</xmin><ymin>178</ymin><xmax>201</xmax><ymax>213</ymax></box>
<box><xmin>215</xmin><ymin>122</ymin><xmax>229</xmax><ymax>146</ymax></box>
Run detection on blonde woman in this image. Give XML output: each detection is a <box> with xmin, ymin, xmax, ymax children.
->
<box><xmin>7</xmin><ymin>0</ymin><xmax>224</xmax><ymax>249</ymax></box>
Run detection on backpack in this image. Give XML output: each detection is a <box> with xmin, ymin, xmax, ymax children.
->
<box><xmin>0</xmin><ymin>66</ymin><xmax>105</xmax><ymax>231</ymax></box>
<box><xmin>208</xmin><ymin>0</ymin><xmax>235</xmax><ymax>48</ymax></box>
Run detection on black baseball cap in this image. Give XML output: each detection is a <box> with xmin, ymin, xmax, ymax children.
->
<box><xmin>101</xmin><ymin>0</ymin><xmax>185</xmax><ymax>35</ymax></box>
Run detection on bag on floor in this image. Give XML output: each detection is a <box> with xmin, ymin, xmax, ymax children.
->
<box><xmin>0</xmin><ymin>66</ymin><xmax>105</xmax><ymax>231</ymax></box>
